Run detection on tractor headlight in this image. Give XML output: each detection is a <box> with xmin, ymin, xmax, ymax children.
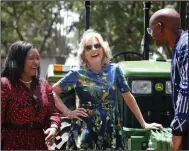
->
<box><xmin>165</xmin><ymin>81</ymin><xmax>172</xmax><ymax>94</ymax></box>
<box><xmin>131</xmin><ymin>80</ymin><xmax>152</xmax><ymax>94</ymax></box>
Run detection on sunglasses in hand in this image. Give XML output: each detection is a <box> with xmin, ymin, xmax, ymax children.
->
<box><xmin>85</xmin><ymin>43</ymin><xmax>102</xmax><ymax>51</ymax></box>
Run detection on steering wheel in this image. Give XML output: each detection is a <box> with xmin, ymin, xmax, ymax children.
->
<box><xmin>112</xmin><ymin>51</ymin><xmax>144</xmax><ymax>63</ymax></box>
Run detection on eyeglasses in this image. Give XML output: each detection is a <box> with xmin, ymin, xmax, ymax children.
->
<box><xmin>33</xmin><ymin>94</ymin><xmax>40</xmax><ymax>113</ymax></box>
<box><xmin>85</xmin><ymin>43</ymin><xmax>102</xmax><ymax>52</ymax></box>
<box><xmin>147</xmin><ymin>22</ymin><xmax>161</xmax><ymax>36</ymax></box>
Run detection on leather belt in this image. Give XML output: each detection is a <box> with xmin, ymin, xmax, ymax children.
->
<box><xmin>3</xmin><ymin>122</ymin><xmax>44</xmax><ymax>129</ymax></box>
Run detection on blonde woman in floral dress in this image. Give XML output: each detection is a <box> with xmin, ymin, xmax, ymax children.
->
<box><xmin>53</xmin><ymin>29</ymin><xmax>162</xmax><ymax>150</ymax></box>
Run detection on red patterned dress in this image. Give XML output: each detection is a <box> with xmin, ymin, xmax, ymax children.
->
<box><xmin>1</xmin><ymin>77</ymin><xmax>61</xmax><ymax>150</ymax></box>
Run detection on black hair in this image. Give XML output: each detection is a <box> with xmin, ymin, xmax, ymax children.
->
<box><xmin>1</xmin><ymin>41</ymin><xmax>40</xmax><ymax>85</ymax></box>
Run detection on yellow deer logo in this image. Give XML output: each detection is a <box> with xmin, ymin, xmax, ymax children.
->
<box><xmin>155</xmin><ymin>83</ymin><xmax>164</xmax><ymax>91</ymax></box>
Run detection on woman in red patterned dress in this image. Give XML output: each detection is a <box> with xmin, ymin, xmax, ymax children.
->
<box><xmin>1</xmin><ymin>41</ymin><xmax>61</xmax><ymax>150</ymax></box>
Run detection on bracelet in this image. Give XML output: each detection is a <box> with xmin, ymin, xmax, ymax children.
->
<box><xmin>68</xmin><ymin>110</ymin><xmax>72</xmax><ymax>118</ymax></box>
<box><xmin>50</xmin><ymin>125</ymin><xmax>58</xmax><ymax>130</ymax></box>
<box><xmin>68</xmin><ymin>110</ymin><xmax>72</xmax><ymax>115</ymax></box>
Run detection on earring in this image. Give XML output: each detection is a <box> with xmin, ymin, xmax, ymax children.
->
<box><xmin>83</xmin><ymin>59</ymin><xmax>90</xmax><ymax>68</ymax></box>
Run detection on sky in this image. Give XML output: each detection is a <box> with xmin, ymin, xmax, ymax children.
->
<box><xmin>59</xmin><ymin>8</ymin><xmax>79</xmax><ymax>66</ymax></box>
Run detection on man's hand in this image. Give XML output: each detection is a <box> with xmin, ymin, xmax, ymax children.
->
<box><xmin>170</xmin><ymin>135</ymin><xmax>182</xmax><ymax>150</ymax></box>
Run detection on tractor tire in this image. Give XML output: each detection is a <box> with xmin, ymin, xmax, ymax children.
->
<box><xmin>48</xmin><ymin>117</ymin><xmax>71</xmax><ymax>150</ymax></box>
<box><xmin>60</xmin><ymin>89</ymin><xmax>76</xmax><ymax>111</ymax></box>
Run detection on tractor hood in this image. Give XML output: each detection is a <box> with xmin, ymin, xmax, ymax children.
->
<box><xmin>118</xmin><ymin>60</ymin><xmax>171</xmax><ymax>77</ymax></box>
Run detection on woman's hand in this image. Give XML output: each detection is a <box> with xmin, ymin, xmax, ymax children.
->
<box><xmin>142</xmin><ymin>122</ymin><xmax>163</xmax><ymax>130</ymax></box>
<box><xmin>68</xmin><ymin>108</ymin><xmax>88</xmax><ymax>120</ymax></box>
<box><xmin>44</xmin><ymin>127</ymin><xmax>58</xmax><ymax>146</ymax></box>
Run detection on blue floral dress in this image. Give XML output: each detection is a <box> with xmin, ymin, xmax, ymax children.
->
<box><xmin>59</xmin><ymin>63</ymin><xmax>130</xmax><ymax>150</ymax></box>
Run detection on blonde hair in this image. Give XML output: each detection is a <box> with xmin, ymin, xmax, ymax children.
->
<box><xmin>77</xmin><ymin>29</ymin><xmax>112</xmax><ymax>68</ymax></box>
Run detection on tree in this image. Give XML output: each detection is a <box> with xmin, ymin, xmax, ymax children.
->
<box><xmin>67</xmin><ymin>1</ymin><xmax>179</xmax><ymax>59</ymax></box>
<box><xmin>1</xmin><ymin>1</ymin><xmax>72</xmax><ymax>62</ymax></box>
<box><xmin>1</xmin><ymin>1</ymin><xmax>180</xmax><ymax>63</ymax></box>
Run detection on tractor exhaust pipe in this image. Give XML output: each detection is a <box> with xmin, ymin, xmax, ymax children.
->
<box><xmin>85</xmin><ymin>1</ymin><xmax>91</xmax><ymax>30</ymax></box>
<box><xmin>142</xmin><ymin>1</ymin><xmax>151</xmax><ymax>60</ymax></box>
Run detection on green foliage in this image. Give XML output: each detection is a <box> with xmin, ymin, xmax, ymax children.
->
<box><xmin>1</xmin><ymin>1</ymin><xmax>71</xmax><ymax>61</ymax></box>
<box><xmin>1</xmin><ymin>1</ymin><xmax>180</xmax><ymax>62</ymax></box>
<box><xmin>67</xmin><ymin>1</ymin><xmax>179</xmax><ymax>58</ymax></box>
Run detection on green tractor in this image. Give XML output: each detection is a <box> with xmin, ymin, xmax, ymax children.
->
<box><xmin>46</xmin><ymin>61</ymin><xmax>173</xmax><ymax>150</ymax></box>
<box><xmin>115</xmin><ymin>59</ymin><xmax>173</xmax><ymax>150</ymax></box>
<box><xmin>117</xmin><ymin>60</ymin><xmax>172</xmax><ymax>128</ymax></box>
<box><xmin>46</xmin><ymin>1</ymin><xmax>188</xmax><ymax>150</ymax></box>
